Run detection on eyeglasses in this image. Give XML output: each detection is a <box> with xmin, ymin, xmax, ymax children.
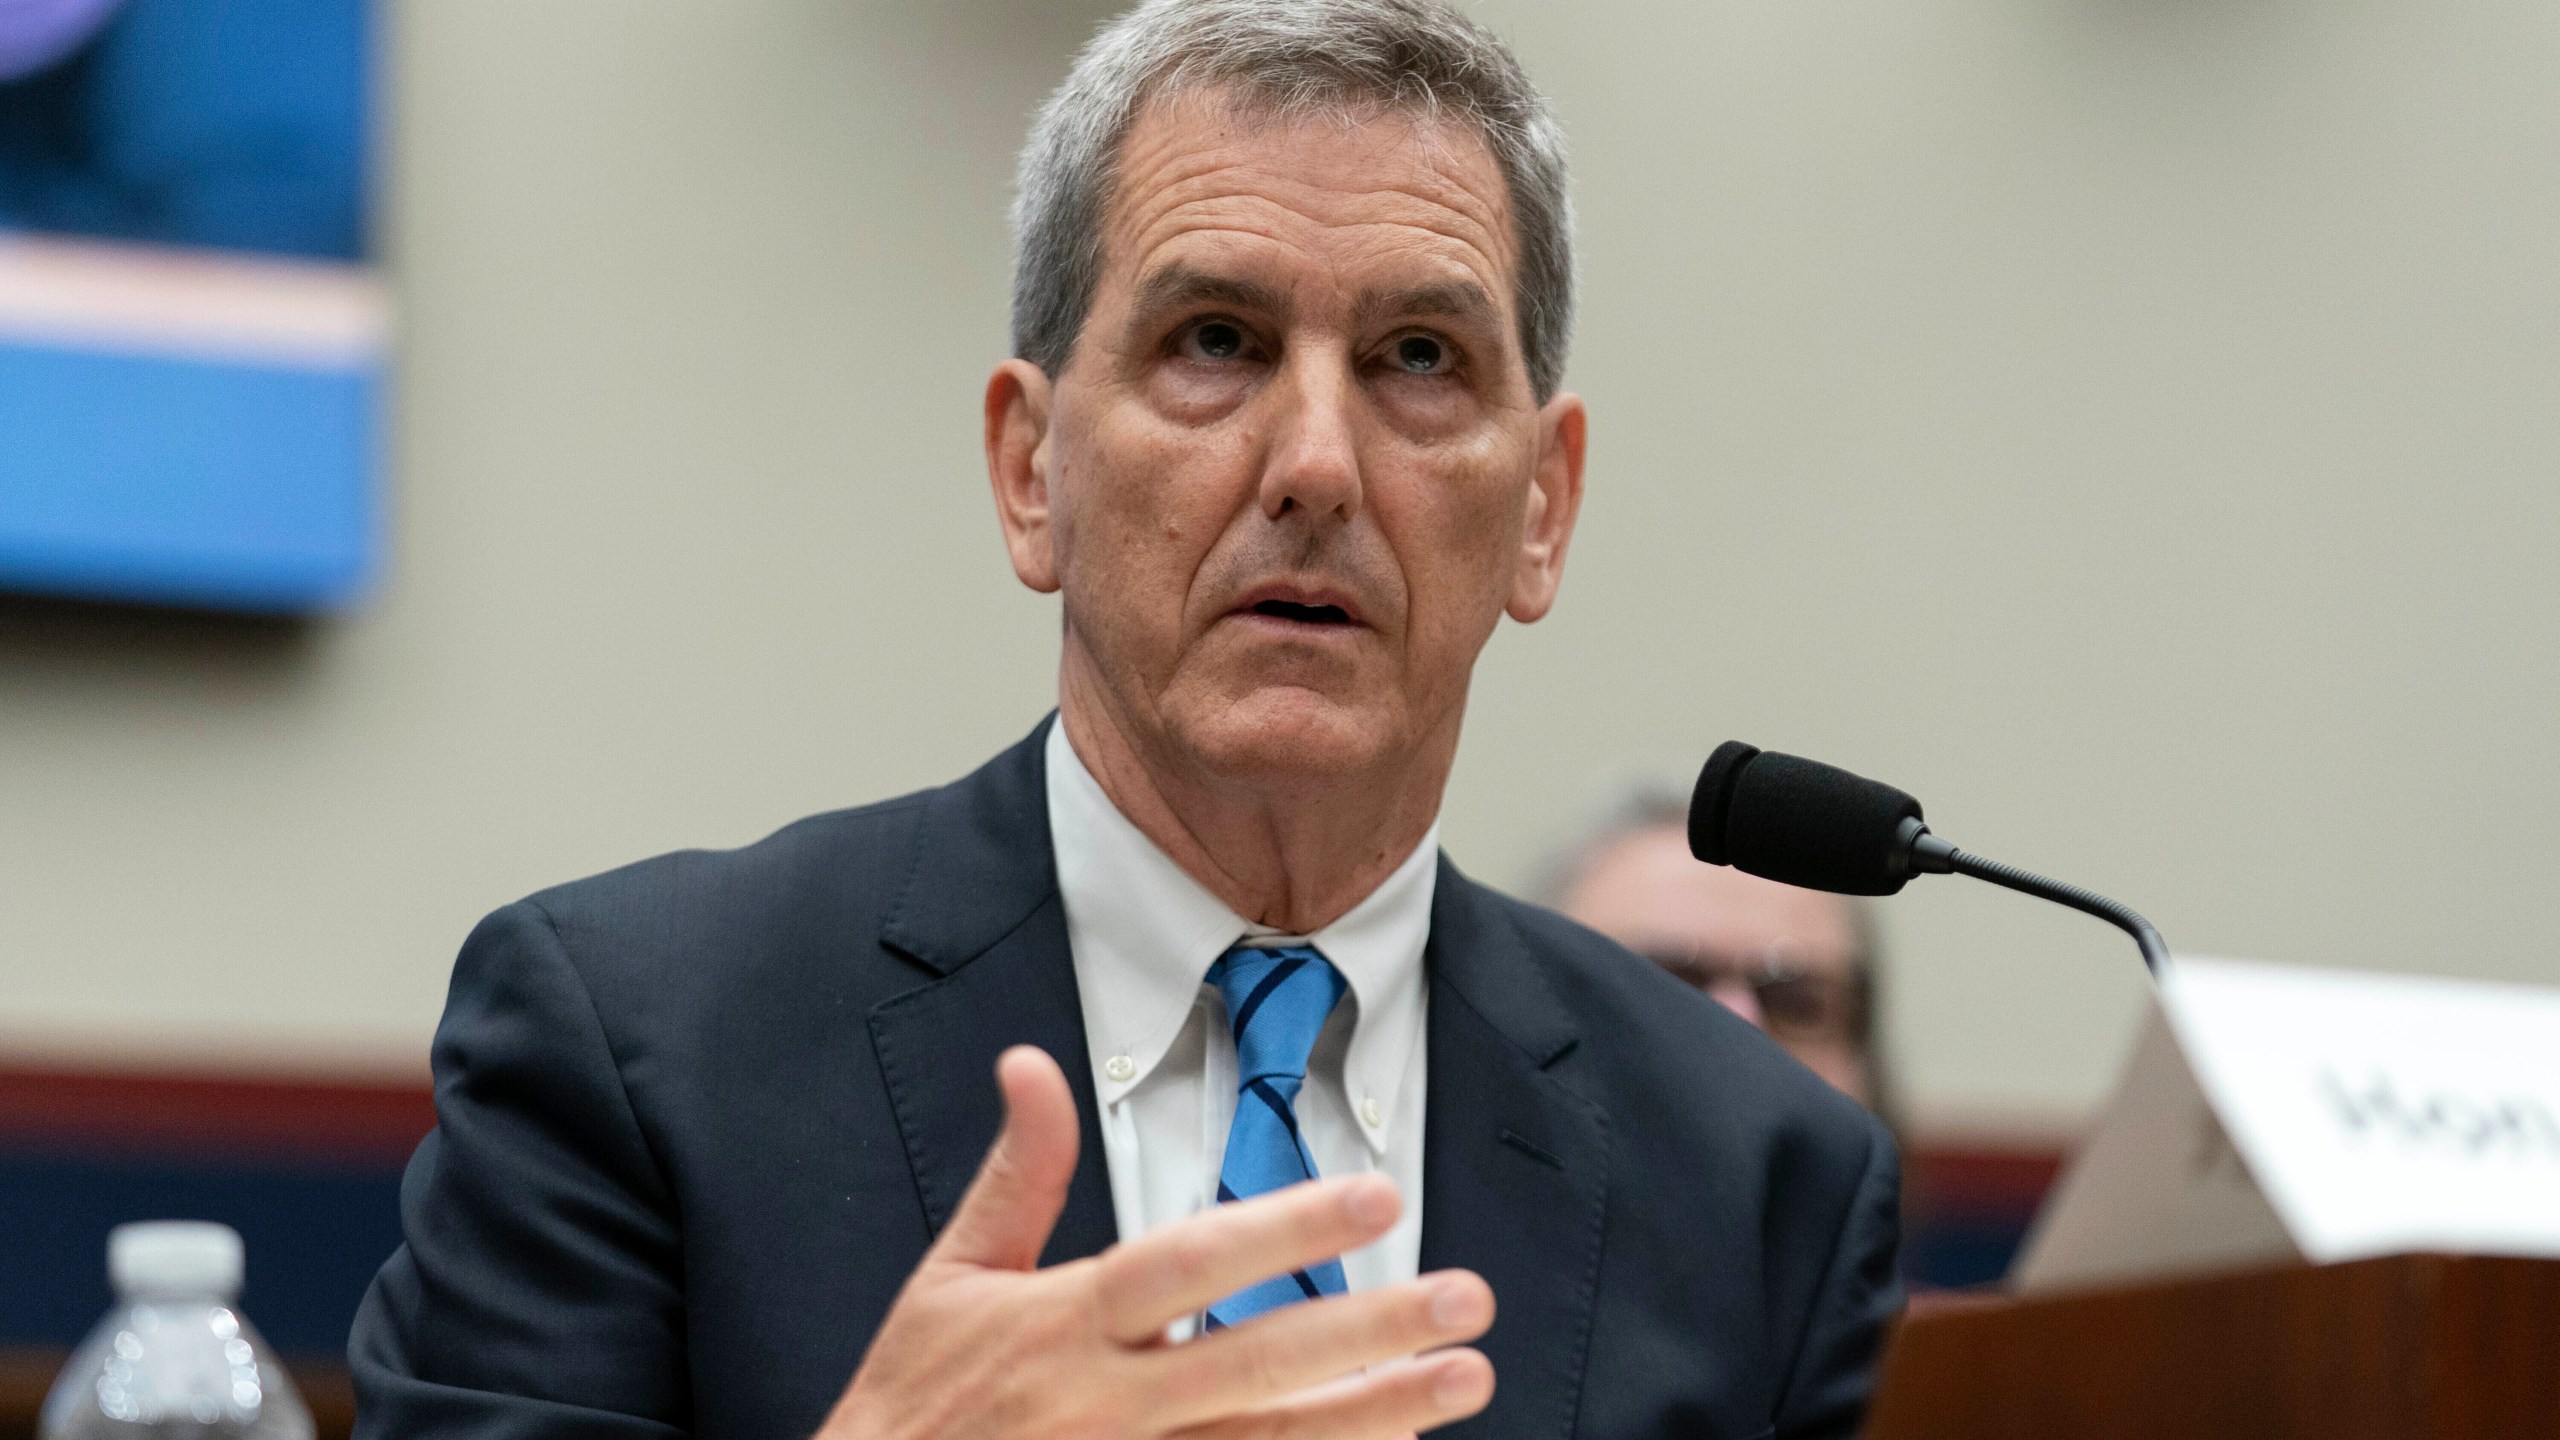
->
<box><xmin>1636</xmin><ymin>941</ymin><xmax>1870</xmax><ymax>1045</ymax></box>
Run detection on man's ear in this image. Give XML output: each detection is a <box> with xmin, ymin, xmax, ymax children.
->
<box><xmin>1506</xmin><ymin>390</ymin><xmax>1587</xmax><ymax>623</ymax></box>
<box><xmin>985</xmin><ymin>359</ymin><xmax>1061</xmax><ymax>594</ymax></box>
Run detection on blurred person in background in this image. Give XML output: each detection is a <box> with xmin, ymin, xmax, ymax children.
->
<box><xmin>1545</xmin><ymin>784</ymin><xmax>1892</xmax><ymax>1123</ymax></box>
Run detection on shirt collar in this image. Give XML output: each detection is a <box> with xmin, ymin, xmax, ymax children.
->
<box><xmin>1046</xmin><ymin>720</ymin><xmax>1436</xmax><ymax>1153</ymax></box>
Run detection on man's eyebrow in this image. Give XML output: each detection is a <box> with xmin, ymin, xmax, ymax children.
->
<box><xmin>1126</xmin><ymin>263</ymin><xmax>1291</xmax><ymax>325</ymax></box>
<box><xmin>1117</xmin><ymin>266</ymin><xmax>1502</xmax><ymax>345</ymax></box>
<box><xmin>1355</xmin><ymin>280</ymin><xmax>1498</xmax><ymax>331</ymax></box>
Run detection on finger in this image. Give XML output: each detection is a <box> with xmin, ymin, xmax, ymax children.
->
<box><xmin>1151</xmin><ymin>1271</ymin><xmax>1493</xmax><ymax>1427</ymax></box>
<box><xmin>1092</xmin><ymin>1175</ymin><xmax>1401</xmax><ymax>1343</ymax></box>
<box><xmin>931</xmin><ymin>1046</ymin><xmax>1080</xmax><ymax>1271</ymax></box>
<box><xmin>1168</xmin><ymin>1348</ymin><xmax>1494</xmax><ymax>1440</ymax></box>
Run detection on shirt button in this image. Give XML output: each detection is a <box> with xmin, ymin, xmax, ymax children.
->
<box><xmin>1361</xmin><ymin>1096</ymin><xmax>1384</xmax><ymax>1128</ymax></box>
<box><xmin>1104</xmin><ymin>1054</ymin><xmax>1136</xmax><ymax>1083</ymax></box>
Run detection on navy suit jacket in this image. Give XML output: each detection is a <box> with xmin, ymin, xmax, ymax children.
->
<box><xmin>351</xmin><ymin>719</ymin><xmax>1901</xmax><ymax>1440</ymax></box>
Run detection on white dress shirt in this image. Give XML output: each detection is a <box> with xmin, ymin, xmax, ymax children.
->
<box><xmin>1045</xmin><ymin>721</ymin><xmax>1432</xmax><ymax>1328</ymax></box>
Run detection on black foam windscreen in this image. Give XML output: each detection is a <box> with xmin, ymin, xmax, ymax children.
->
<box><xmin>1686</xmin><ymin>741</ymin><xmax>1760</xmax><ymax>866</ymax></box>
<box><xmin>1688</xmin><ymin>743</ymin><xmax>1926</xmax><ymax>896</ymax></box>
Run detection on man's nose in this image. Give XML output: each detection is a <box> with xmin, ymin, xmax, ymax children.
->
<box><xmin>1258</xmin><ymin>346</ymin><xmax>1363</xmax><ymax>522</ymax></box>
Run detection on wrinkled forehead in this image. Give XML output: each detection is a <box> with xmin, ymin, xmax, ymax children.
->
<box><xmin>1096</xmin><ymin>85</ymin><xmax>1522</xmax><ymax>309</ymax></box>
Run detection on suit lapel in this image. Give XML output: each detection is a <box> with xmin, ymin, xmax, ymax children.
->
<box><xmin>1420</xmin><ymin>862</ymin><xmax>1611</xmax><ymax>1440</ymax></box>
<box><xmin>866</xmin><ymin>717</ymin><xmax>1119</xmax><ymax>1266</ymax></box>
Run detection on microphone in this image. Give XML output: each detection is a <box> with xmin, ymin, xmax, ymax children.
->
<box><xmin>1689</xmin><ymin>741</ymin><xmax>2169</xmax><ymax>975</ymax></box>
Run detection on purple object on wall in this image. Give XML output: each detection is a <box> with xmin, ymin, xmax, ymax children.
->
<box><xmin>0</xmin><ymin>0</ymin><xmax>122</xmax><ymax>81</ymax></box>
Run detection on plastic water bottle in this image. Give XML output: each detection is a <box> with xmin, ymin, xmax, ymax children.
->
<box><xmin>39</xmin><ymin>1222</ymin><xmax>315</xmax><ymax>1440</ymax></box>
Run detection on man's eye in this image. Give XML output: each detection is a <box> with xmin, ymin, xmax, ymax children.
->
<box><xmin>1179</xmin><ymin>320</ymin><xmax>1250</xmax><ymax>361</ymax></box>
<box><xmin>1390</xmin><ymin>334</ymin><xmax>1451</xmax><ymax>375</ymax></box>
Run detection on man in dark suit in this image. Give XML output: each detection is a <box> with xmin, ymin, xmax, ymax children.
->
<box><xmin>351</xmin><ymin>3</ymin><xmax>1901</xmax><ymax>1437</ymax></box>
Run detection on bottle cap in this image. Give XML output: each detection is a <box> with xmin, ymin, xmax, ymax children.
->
<box><xmin>108</xmin><ymin>1221</ymin><xmax>244</xmax><ymax>1298</ymax></box>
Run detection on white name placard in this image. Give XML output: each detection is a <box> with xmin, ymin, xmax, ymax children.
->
<box><xmin>2011</xmin><ymin>956</ymin><xmax>2560</xmax><ymax>1295</ymax></box>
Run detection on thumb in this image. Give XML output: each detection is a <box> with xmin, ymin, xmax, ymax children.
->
<box><xmin>932</xmin><ymin>1045</ymin><xmax>1081</xmax><ymax>1271</ymax></box>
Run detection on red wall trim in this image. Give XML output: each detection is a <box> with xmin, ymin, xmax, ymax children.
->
<box><xmin>0</xmin><ymin>1064</ymin><xmax>2077</xmax><ymax>1212</ymax></box>
<box><xmin>1904</xmin><ymin>1144</ymin><xmax>2067</xmax><ymax>1218</ymax></box>
<box><xmin>0</xmin><ymin>1066</ymin><xmax>434</xmax><ymax>1169</ymax></box>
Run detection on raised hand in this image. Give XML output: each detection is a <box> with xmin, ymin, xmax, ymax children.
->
<box><xmin>817</xmin><ymin>1046</ymin><xmax>1495</xmax><ymax>1440</ymax></box>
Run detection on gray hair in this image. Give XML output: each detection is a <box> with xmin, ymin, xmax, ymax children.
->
<box><xmin>1011</xmin><ymin>0</ymin><xmax>1576</xmax><ymax>401</ymax></box>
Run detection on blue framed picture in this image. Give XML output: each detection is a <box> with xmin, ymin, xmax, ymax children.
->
<box><xmin>0</xmin><ymin>0</ymin><xmax>383</xmax><ymax>613</ymax></box>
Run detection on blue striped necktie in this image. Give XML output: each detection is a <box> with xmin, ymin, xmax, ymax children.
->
<box><xmin>1202</xmin><ymin>943</ymin><xmax>1350</xmax><ymax>1331</ymax></box>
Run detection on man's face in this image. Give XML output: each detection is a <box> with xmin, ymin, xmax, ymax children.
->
<box><xmin>990</xmin><ymin>92</ymin><xmax>1583</xmax><ymax>790</ymax></box>
<box><xmin>1562</xmin><ymin>825</ymin><xmax>1876</xmax><ymax>1107</ymax></box>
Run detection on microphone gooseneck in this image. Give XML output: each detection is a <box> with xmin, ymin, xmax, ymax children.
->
<box><xmin>1690</xmin><ymin>742</ymin><xmax>2168</xmax><ymax>977</ymax></box>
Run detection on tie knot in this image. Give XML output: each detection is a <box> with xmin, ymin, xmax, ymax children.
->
<box><xmin>1207</xmin><ymin>945</ymin><xmax>1346</xmax><ymax>1083</ymax></box>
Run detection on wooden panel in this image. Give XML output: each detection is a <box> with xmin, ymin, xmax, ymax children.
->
<box><xmin>2424</xmin><ymin>1254</ymin><xmax>2560</xmax><ymax>1440</ymax></box>
<box><xmin>0</xmin><ymin>1355</ymin><xmax>51</xmax><ymax>1440</ymax></box>
<box><xmin>0</xmin><ymin>1348</ymin><xmax>352</xmax><ymax>1440</ymax></box>
<box><xmin>1868</xmin><ymin>1254</ymin><xmax>2560</xmax><ymax>1440</ymax></box>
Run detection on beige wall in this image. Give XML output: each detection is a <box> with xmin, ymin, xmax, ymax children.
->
<box><xmin>1</xmin><ymin>0</ymin><xmax>2553</xmax><ymax>1127</ymax></box>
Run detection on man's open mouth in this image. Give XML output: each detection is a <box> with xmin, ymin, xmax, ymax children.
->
<box><xmin>1250</xmin><ymin>598</ymin><xmax>1355</xmax><ymax>625</ymax></box>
